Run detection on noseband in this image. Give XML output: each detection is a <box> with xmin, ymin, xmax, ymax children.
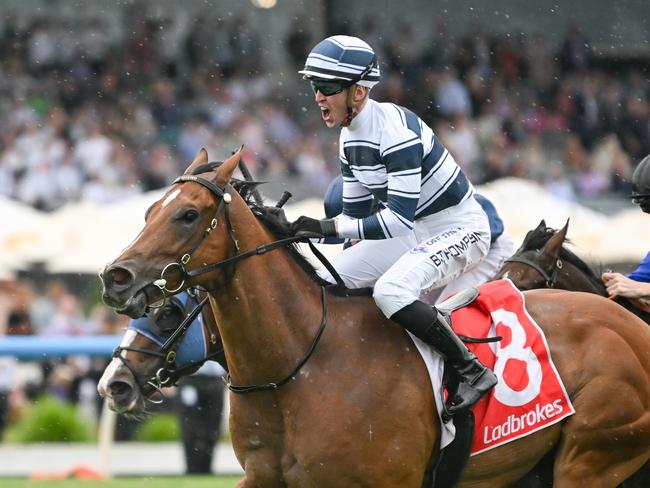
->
<box><xmin>504</xmin><ymin>254</ymin><xmax>563</xmax><ymax>288</ymax></box>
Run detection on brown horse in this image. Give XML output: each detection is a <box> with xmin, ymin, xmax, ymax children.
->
<box><xmin>494</xmin><ymin>219</ymin><xmax>650</xmax><ymax>324</ymax></box>
<box><xmin>99</xmin><ymin>148</ymin><xmax>650</xmax><ymax>487</ymax></box>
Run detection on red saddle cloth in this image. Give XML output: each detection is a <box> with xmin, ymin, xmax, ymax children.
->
<box><xmin>450</xmin><ymin>279</ymin><xmax>575</xmax><ymax>455</ymax></box>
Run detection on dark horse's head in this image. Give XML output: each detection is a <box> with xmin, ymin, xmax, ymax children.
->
<box><xmin>494</xmin><ymin>219</ymin><xmax>606</xmax><ymax>294</ymax></box>
<box><xmin>97</xmin><ymin>290</ymin><xmax>224</xmax><ymax>415</ymax></box>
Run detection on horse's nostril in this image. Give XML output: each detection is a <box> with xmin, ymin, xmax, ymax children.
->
<box><xmin>112</xmin><ymin>269</ymin><xmax>130</xmax><ymax>285</ymax></box>
<box><xmin>108</xmin><ymin>380</ymin><xmax>132</xmax><ymax>398</ymax></box>
<box><xmin>106</xmin><ymin>265</ymin><xmax>135</xmax><ymax>288</ymax></box>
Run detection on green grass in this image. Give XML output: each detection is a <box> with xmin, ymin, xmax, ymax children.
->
<box><xmin>0</xmin><ymin>476</ymin><xmax>241</xmax><ymax>488</ymax></box>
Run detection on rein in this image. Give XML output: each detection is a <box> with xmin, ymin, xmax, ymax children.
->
<box><xmin>225</xmin><ymin>286</ymin><xmax>329</xmax><ymax>394</ymax></box>
<box><xmin>504</xmin><ymin>255</ymin><xmax>563</xmax><ymax>288</ymax></box>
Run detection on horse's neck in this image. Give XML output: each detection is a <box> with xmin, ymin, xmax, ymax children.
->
<box><xmin>560</xmin><ymin>261</ymin><xmax>606</xmax><ymax>295</ymax></box>
<box><xmin>208</xmin><ymin>228</ymin><xmax>325</xmax><ymax>386</ymax></box>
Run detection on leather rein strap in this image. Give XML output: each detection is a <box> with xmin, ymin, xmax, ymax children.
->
<box><xmin>225</xmin><ymin>285</ymin><xmax>329</xmax><ymax>394</ymax></box>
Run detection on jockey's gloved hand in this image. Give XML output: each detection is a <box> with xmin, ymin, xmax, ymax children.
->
<box><xmin>291</xmin><ymin>216</ymin><xmax>338</xmax><ymax>238</ymax></box>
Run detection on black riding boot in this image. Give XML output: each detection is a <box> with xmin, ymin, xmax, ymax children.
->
<box><xmin>391</xmin><ymin>300</ymin><xmax>497</xmax><ymax>415</ymax></box>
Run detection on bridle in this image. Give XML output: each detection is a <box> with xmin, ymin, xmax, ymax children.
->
<box><xmin>112</xmin><ymin>288</ymin><xmax>222</xmax><ymax>403</ymax></box>
<box><xmin>117</xmin><ymin>171</ymin><xmax>339</xmax><ymax>397</ymax></box>
<box><xmin>151</xmin><ymin>174</ymin><xmax>240</xmax><ymax>295</ymax></box>
<box><xmin>504</xmin><ymin>252</ymin><xmax>564</xmax><ymax>288</ymax></box>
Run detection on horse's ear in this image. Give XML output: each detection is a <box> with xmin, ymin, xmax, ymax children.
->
<box><xmin>184</xmin><ymin>148</ymin><xmax>209</xmax><ymax>175</ymax></box>
<box><xmin>214</xmin><ymin>145</ymin><xmax>243</xmax><ymax>186</ymax></box>
<box><xmin>522</xmin><ymin>219</ymin><xmax>547</xmax><ymax>248</ymax></box>
<box><xmin>542</xmin><ymin>222</ymin><xmax>569</xmax><ymax>258</ymax></box>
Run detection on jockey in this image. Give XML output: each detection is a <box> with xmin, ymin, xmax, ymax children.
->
<box><xmin>291</xmin><ymin>35</ymin><xmax>497</xmax><ymax>415</ymax></box>
<box><xmin>323</xmin><ymin>175</ymin><xmax>515</xmax><ymax>301</ymax></box>
<box><xmin>602</xmin><ymin>153</ymin><xmax>650</xmax><ymax>301</ymax></box>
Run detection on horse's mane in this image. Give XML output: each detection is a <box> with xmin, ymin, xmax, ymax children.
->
<box><xmin>521</xmin><ymin>225</ymin><xmax>605</xmax><ymax>289</ymax></box>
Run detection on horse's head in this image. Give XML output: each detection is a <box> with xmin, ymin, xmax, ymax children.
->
<box><xmin>98</xmin><ymin>290</ymin><xmax>222</xmax><ymax>415</ymax></box>
<box><xmin>100</xmin><ymin>147</ymin><xmax>245</xmax><ymax>318</ymax></box>
<box><xmin>495</xmin><ymin>219</ymin><xmax>569</xmax><ymax>290</ymax></box>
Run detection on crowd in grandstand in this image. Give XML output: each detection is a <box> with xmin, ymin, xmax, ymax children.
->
<box><xmin>0</xmin><ymin>12</ymin><xmax>648</xmax><ymax>212</ymax></box>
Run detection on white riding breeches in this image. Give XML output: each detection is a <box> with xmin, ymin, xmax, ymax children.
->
<box><xmin>424</xmin><ymin>232</ymin><xmax>515</xmax><ymax>304</ymax></box>
<box><xmin>318</xmin><ymin>196</ymin><xmax>491</xmax><ymax>318</ymax></box>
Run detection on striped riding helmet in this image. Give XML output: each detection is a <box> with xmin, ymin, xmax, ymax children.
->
<box><xmin>299</xmin><ymin>35</ymin><xmax>380</xmax><ymax>89</ymax></box>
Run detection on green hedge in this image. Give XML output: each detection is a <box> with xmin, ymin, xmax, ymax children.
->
<box><xmin>134</xmin><ymin>413</ymin><xmax>180</xmax><ymax>442</ymax></box>
<box><xmin>5</xmin><ymin>396</ymin><xmax>94</xmax><ymax>443</ymax></box>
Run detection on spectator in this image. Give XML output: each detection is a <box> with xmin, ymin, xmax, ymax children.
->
<box><xmin>558</xmin><ymin>25</ymin><xmax>592</xmax><ymax>74</ymax></box>
<box><xmin>0</xmin><ymin>308</ymin><xmax>35</xmax><ymax>438</ymax></box>
<box><xmin>285</xmin><ymin>21</ymin><xmax>311</xmax><ymax>71</ymax></box>
<box><xmin>44</xmin><ymin>294</ymin><xmax>89</xmax><ymax>336</ymax></box>
<box><xmin>435</xmin><ymin>68</ymin><xmax>472</xmax><ymax>118</ymax></box>
<box><xmin>176</xmin><ymin>362</ymin><xmax>226</xmax><ymax>474</ymax></box>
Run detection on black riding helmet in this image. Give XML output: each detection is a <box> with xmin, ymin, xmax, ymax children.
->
<box><xmin>631</xmin><ymin>154</ymin><xmax>650</xmax><ymax>199</ymax></box>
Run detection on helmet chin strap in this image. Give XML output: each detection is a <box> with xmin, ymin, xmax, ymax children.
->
<box><xmin>340</xmin><ymin>85</ymin><xmax>358</xmax><ymax>127</ymax></box>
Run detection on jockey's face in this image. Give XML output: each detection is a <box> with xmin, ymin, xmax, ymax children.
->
<box><xmin>313</xmin><ymin>86</ymin><xmax>351</xmax><ymax>128</ymax></box>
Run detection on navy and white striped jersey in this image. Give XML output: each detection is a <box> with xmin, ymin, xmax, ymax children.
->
<box><xmin>336</xmin><ymin>99</ymin><xmax>473</xmax><ymax>240</ymax></box>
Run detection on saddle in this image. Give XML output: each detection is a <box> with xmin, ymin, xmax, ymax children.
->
<box><xmin>437</xmin><ymin>287</ymin><xmax>479</xmax><ymax>316</ymax></box>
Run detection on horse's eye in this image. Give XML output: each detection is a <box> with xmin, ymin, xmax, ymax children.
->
<box><xmin>181</xmin><ymin>209</ymin><xmax>199</xmax><ymax>223</ymax></box>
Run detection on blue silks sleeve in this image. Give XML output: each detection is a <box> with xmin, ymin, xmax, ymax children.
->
<box><xmin>627</xmin><ymin>251</ymin><xmax>650</xmax><ymax>283</ymax></box>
